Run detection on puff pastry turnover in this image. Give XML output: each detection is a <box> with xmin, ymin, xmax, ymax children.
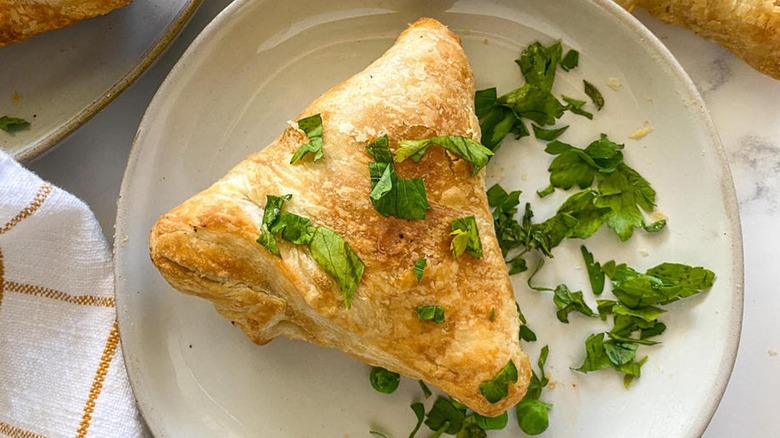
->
<box><xmin>149</xmin><ymin>18</ymin><xmax>531</xmax><ymax>416</ymax></box>
<box><xmin>0</xmin><ymin>0</ymin><xmax>132</xmax><ymax>47</ymax></box>
<box><xmin>616</xmin><ymin>0</ymin><xmax>780</xmax><ymax>80</ymax></box>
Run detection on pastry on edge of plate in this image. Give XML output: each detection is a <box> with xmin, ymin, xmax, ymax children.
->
<box><xmin>148</xmin><ymin>17</ymin><xmax>531</xmax><ymax>417</ymax></box>
<box><xmin>0</xmin><ymin>0</ymin><xmax>132</xmax><ymax>47</ymax></box>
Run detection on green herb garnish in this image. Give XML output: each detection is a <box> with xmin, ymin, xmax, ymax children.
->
<box><xmin>552</xmin><ymin>284</ymin><xmax>597</xmax><ymax>323</ymax></box>
<box><xmin>532</xmin><ymin>124</ymin><xmax>568</xmax><ymax>141</ymax></box>
<box><xmin>515</xmin><ymin>41</ymin><xmax>562</xmax><ymax>92</ymax></box>
<box><xmin>417</xmin><ymin>305</ymin><xmax>445</xmax><ymax>324</ymax></box>
<box><xmin>474</xmin><ymin>411</ymin><xmax>508</xmax><ymax>430</ymax></box>
<box><xmin>256</xmin><ymin>194</ymin><xmax>364</xmax><ymax>308</ymax></box>
<box><xmin>413</xmin><ymin>258</ymin><xmax>427</xmax><ymax>282</ymax></box>
<box><xmin>581</xmin><ymin>245</ymin><xmax>605</xmax><ymax>295</ymax></box>
<box><xmin>290</xmin><ymin>114</ymin><xmax>323</xmax><ymax>163</ymax></box>
<box><xmin>418</xmin><ymin>381</ymin><xmax>432</xmax><ymax>399</ymax></box>
<box><xmin>367</xmin><ymin>135</ymin><xmax>431</xmax><ymax>219</ymax></box>
<box><xmin>515</xmin><ymin>345</ymin><xmax>552</xmax><ymax>435</ymax></box>
<box><xmin>0</xmin><ymin>116</ymin><xmax>30</xmax><ymax>133</ymax></box>
<box><xmin>256</xmin><ymin>194</ymin><xmax>292</xmax><ymax>257</ymax></box>
<box><xmin>560</xmin><ymin>49</ymin><xmax>580</xmax><ymax>71</ymax></box>
<box><xmin>478</xmin><ymin>360</ymin><xmax>518</xmax><ymax>403</ymax></box>
<box><xmin>583</xmin><ymin>80</ymin><xmax>605</xmax><ymax>110</ymax></box>
<box><xmin>425</xmin><ymin>397</ymin><xmax>465</xmax><ymax>435</ymax></box>
<box><xmin>395</xmin><ymin>136</ymin><xmax>494</xmax><ymax>176</ymax></box>
<box><xmin>309</xmin><ymin>227</ymin><xmax>365</xmax><ymax>308</ymax></box>
<box><xmin>409</xmin><ymin>402</ymin><xmax>426</xmax><ymax>438</ymax></box>
<box><xmin>562</xmin><ymin>95</ymin><xmax>594</xmax><ymax>119</ymax></box>
<box><xmin>369</xmin><ymin>366</ymin><xmax>400</xmax><ymax>394</ymax></box>
<box><xmin>450</xmin><ymin>216</ymin><xmax>483</xmax><ymax>258</ymax></box>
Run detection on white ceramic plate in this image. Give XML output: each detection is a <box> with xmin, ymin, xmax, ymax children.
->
<box><xmin>0</xmin><ymin>0</ymin><xmax>201</xmax><ymax>161</ymax></box>
<box><xmin>115</xmin><ymin>0</ymin><xmax>743</xmax><ymax>436</ymax></box>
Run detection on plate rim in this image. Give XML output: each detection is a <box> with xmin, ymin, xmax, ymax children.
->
<box><xmin>13</xmin><ymin>0</ymin><xmax>203</xmax><ymax>162</ymax></box>
<box><xmin>114</xmin><ymin>0</ymin><xmax>745</xmax><ymax>435</ymax></box>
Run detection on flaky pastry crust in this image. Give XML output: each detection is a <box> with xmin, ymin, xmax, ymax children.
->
<box><xmin>619</xmin><ymin>0</ymin><xmax>780</xmax><ymax>80</ymax></box>
<box><xmin>149</xmin><ymin>18</ymin><xmax>531</xmax><ymax>416</ymax></box>
<box><xmin>0</xmin><ymin>0</ymin><xmax>132</xmax><ymax>47</ymax></box>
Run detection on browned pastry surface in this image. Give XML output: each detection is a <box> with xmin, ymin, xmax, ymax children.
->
<box><xmin>149</xmin><ymin>18</ymin><xmax>531</xmax><ymax>416</ymax></box>
<box><xmin>616</xmin><ymin>0</ymin><xmax>780</xmax><ymax>80</ymax></box>
<box><xmin>0</xmin><ymin>0</ymin><xmax>132</xmax><ymax>47</ymax></box>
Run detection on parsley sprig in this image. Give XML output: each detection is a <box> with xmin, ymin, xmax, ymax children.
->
<box><xmin>256</xmin><ymin>194</ymin><xmax>364</xmax><ymax>308</ymax></box>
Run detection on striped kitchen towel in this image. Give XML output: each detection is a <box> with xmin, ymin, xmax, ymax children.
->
<box><xmin>0</xmin><ymin>151</ymin><xmax>144</xmax><ymax>437</ymax></box>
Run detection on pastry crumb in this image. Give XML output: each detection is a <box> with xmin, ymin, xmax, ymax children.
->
<box><xmin>628</xmin><ymin>122</ymin><xmax>654</xmax><ymax>140</ymax></box>
<box><xmin>122</xmin><ymin>235</ymin><xmax>129</xmax><ymax>242</ymax></box>
<box><xmin>639</xmin><ymin>249</ymin><xmax>649</xmax><ymax>257</ymax></box>
<box><xmin>11</xmin><ymin>91</ymin><xmax>21</xmax><ymax>104</ymax></box>
<box><xmin>482</xmin><ymin>38</ymin><xmax>489</xmax><ymax>44</ymax></box>
<box><xmin>606</xmin><ymin>77</ymin><xmax>622</xmax><ymax>90</ymax></box>
<box><xmin>769</xmin><ymin>349</ymin><xmax>778</xmax><ymax>357</ymax></box>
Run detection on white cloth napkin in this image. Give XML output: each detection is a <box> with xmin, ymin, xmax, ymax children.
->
<box><xmin>0</xmin><ymin>151</ymin><xmax>144</xmax><ymax>437</ymax></box>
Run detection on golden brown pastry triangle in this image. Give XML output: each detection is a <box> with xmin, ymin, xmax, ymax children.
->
<box><xmin>149</xmin><ymin>17</ymin><xmax>531</xmax><ymax>416</ymax></box>
<box><xmin>0</xmin><ymin>0</ymin><xmax>132</xmax><ymax>47</ymax></box>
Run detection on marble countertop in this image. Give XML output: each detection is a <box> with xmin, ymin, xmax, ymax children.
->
<box><xmin>25</xmin><ymin>2</ymin><xmax>779</xmax><ymax>436</ymax></box>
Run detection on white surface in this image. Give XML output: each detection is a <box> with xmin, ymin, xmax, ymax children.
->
<box><xmin>115</xmin><ymin>0</ymin><xmax>738</xmax><ymax>436</ymax></box>
<box><xmin>25</xmin><ymin>1</ymin><xmax>779</xmax><ymax>437</ymax></box>
<box><xmin>0</xmin><ymin>0</ymin><xmax>199</xmax><ymax>161</ymax></box>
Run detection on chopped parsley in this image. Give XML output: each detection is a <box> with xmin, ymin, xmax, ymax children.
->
<box><xmin>532</xmin><ymin>124</ymin><xmax>568</xmax><ymax>141</ymax></box>
<box><xmin>413</xmin><ymin>258</ymin><xmax>427</xmax><ymax>282</ymax></box>
<box><xmin>0</xmin><ymin>116</ymin><xmax>30</xmax><ymax>133</ymax></box>
<box><xmin>290</xmin><ymin>114</ymin><xmax>323</xmax><ymax>163</ymax></box>
<box><xmin>417</xmin><ymin>305</ymin><xmax>445</xmax><ymax>324</ymax></box>
<box><xmin>409</xmin><ymin>402</ymin><xmax>426</xmax><ymax>437</ymax></box>
<box><xmin>256</xmin><ymin>194</ymin><xmax>364</xmax><ymax>308</ymax></box>
<box><xmin>552</xmin><ymin>284</ymin><xmax>598</xmax><ymax>323</ymax></box>
<box><xmin>478</xmin><ymin>360</ymin><xmax>518</xmax><ymax>403</ymax></box>
<box><xmin>369</xmin><ymin>367</ymin><xmax>400</xmax><ymax>394</ymax></box>
<box><xmin>571</xmin><ymin>257</ymin><xmax>715</xmax><ymax>385</ymax></box>
<box><xmin>424</xmin><ymin>397</ymin><xmax>466</xmax><ymax>435</ymax></box>
<box><xmin>515</xmin><ymin>345</ymin><xmax>552</xmax><ymax>435</ymax></box>
<box><xmin>367</xmin><ymin>135</ymin><xmax>431</xmax><ymax>219</ymax></box>
<box><xmin>581</xmin><ymin>245</ymin><xmax>605</xmax><ymax>295</ymax></box>
<box><xmin>583</xmin><ymin>80</ymin><xmax>605</xmax><ymax>110</ymax></box>
<box><xmin>450</xmin><ymin>216</ymin><xmax>483</xmax><ymax>258</ymax></box>
<box><xmin>560</xmin><ymin>49</ymin><xmax>580</xmax><ymax>71</ymax></box>
<box><xmin>395</xmin><ymin>135</ymin><xmax>494</xmax><ymax>176</ymax></box>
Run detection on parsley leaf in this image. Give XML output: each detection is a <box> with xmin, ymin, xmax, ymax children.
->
<box><xmin>0</xmin><ymin>116</ymin><xmax>30</xmax><ymax>133</ymax></box>
<box><xmin>369</xmin><ymin>367</ymin><xmax>400</xmax><ymax>394</ymax></box>
<box><xmin>516</xmin><ymin>345</ymin><xmax>552</xmax><ymax>435</ymax></box>
<box><xmin>499</xmin><ymin>84</ymin><xmax>567</xmax><ymax>126</ymax></box>
<box><xmin>515</xmin><ymin>41</ymin><xmax>562</xmax><ymax>92</ymax></box>
<box><xmin>450</xmin><ymin>216</ymin><xmax>483</xmax><ymax>258</ymax></box>
<box><xmin>425</xmin><ymin>398</ymin><xmax>465</xmax><ymax>435</ymax></box>
<box><xmin>413</xmin><ymin>258</ymin><xmax>427</xmax><ymax>282</ymax></box>
<box><xmin>367</xmin><ymin>136</ymin><xmax>430</xmax><ymax>219</ymax></box>
<box><xmin>475</xmin><ymin>88</ymin><xmax>527</xmax><ymax>152</ymax></box>
<box><xmin>290</xmin><ymin>114</ymin><xmax>324</xmax><ymax>163</ymax></box>
<box><xmin>256</xmin><ymin>194</ymin><xmax>292</xmax><ymax>257</ymax></box>
<box><xmin>581</xmin><ymin>245</ymin><xmax>605</xmax><ymax>295</ymax></box>
<box><xmin>418</xmin><ymin>381</ymin><xmax>432</xmax><ymax>399</ymax></box>
<box><xmin>575</xmin><ymin>333</ymin><xmax>648</xmax><ymax>387</ymax></box>
<box><xmin>409</xmin><ymin>402</ymin><xmax>426</xmax><ymax>438</ymax></box>
<box><xmin>309</xmin><ymin>226</ymin><xmax>365</xmax><ymax>308</ymax></box>
<box><xmin>474</xmin><ymin>411</ymin><xmax>508</xmax><ymax>430</ymax></box>
<box><xmin>584</xmin><ymin>80</ymin><xmax>605</xmax><ymax>110</ymax></box>
<box><xmin>269</xmin><ymin>212</ymin><xmax>315</xmax><ymax>245</ymax></box>
<box><xmin>552</xmin><ymin>284</ymin><xmax>597</xmax><ymax>323</ymax></box>
<box><xmin>562</xmin><ymin>95</ymin><xmax>594</xmax><ymax>119</ymax></box>
<box><xmin>478</xmin><ymin>360</ymin><xmax>518</xmax><ymax>403</ymax></box>
<box><xmin>595</xmin><ymin>164</ymin><xmax>657</xmax><ymax>241</ymax></box>
<box><xmin>560</xmin><ymin>49</ymin><xmax>579</xmax><ymax>71</ymax></box>
<box><xmin>603</xmin><ymin>261</ymin><xmax>715</xmax><ymax>308</ymax></box>
<box><xmin>532</xmin><ymin>124</ymin><xmax>568</xmax><ymax>141</ymax></box>
<box><xmin>556</xmin><ymin>189</ymin><xmax>612</xmax><ymax>239</ymax></box>
<box><xmin>396</xmin><ymin>136</ymin><xmax>494</xmax><ymax>176</ymax></box>
<box><xmin>417</xmin><ymin>305</ymin><xmax>445</xmax><ymax>324</ymax></box>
